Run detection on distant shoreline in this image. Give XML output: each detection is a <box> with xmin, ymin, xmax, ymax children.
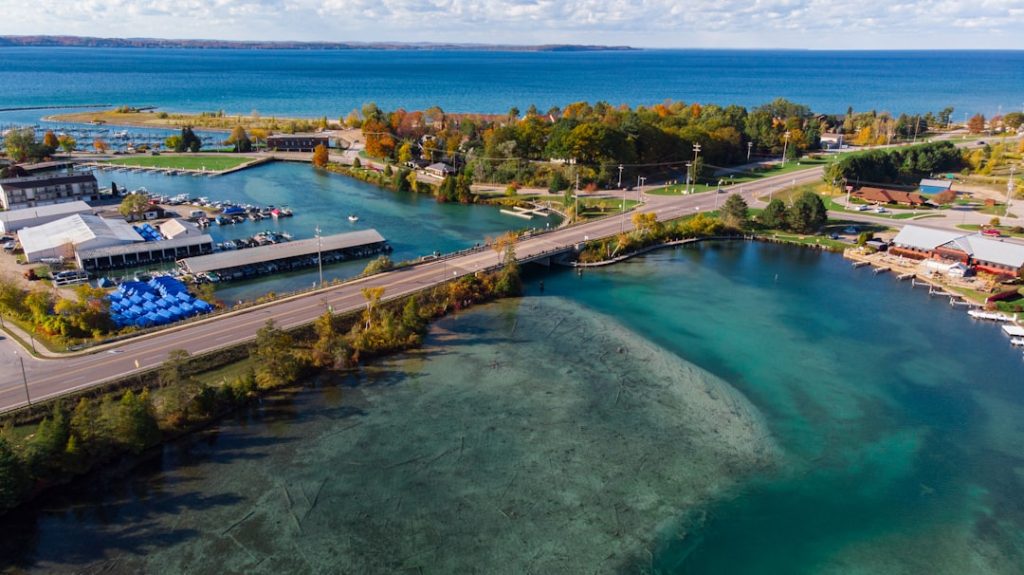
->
<box><xmin>0</xmin><ymin>35</ymin><xmax>636</xmax><ymax>52</ymax></box>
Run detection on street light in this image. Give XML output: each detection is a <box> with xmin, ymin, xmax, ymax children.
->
<box><xmin>685</xmin><ymin>162</ymin><xmax>692</xmax><ymax>194</ymax></box>
<box><xmin>781</xmin><ymin>131</ymin><xmax>791</xmax><ymax>167</ymax></box>
<box><xmin>617</xmin><ymin>164</ymin><xmax>624</xmax><ymax>189</ymax></box>
<box><xmin>747</xmin><ymin>141</ymin><xmax>753</xmax><ymax>162</ymax></box>
<box><xmin>315</xmin><ymin>224</ymin><xmax>324</xmax><ymax>287</ymax></box>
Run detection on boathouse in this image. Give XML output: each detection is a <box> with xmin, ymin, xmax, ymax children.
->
<box><xmin>17</xmin><ymin>213</ymin><xmax>143</xmax><ymax>263</ymax></box>
<box><xmin>177</xmin><ymin>229</ymin><xmax>389</xmax><ymax>281</ymax></box>
<box><xmin>266</xmin><ymin>134</ymin><xmax>330</xmax><ymax>153</ymax></box>
<box><xmin>77</xmin><ymin>234</ymin><xmax>214</xmax><ymax>271</ymax></box>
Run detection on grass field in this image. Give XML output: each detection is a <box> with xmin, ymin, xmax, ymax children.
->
<box><xmin>104</xmin><ymin>155</ymin><xmax>254</xmax><ymax>172</ymax></box>
<box><xmin>647</xmin><ymin>156</ymin><xmax>831</xmax><ymax>196</ymax></box>
<box><xmin>956</xmin><ymin>224</ymin><xmax>1024</xmax><ymax>238</ymax></box>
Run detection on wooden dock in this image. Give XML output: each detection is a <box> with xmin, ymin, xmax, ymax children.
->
<box><xmin>499</xmin><ymin>205</ymin><xmax>551</xmax><ymax>220</ymax></box>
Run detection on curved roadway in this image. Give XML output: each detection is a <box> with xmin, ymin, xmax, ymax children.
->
<box><xmin>0</xmin><ymin>157</ymin><xmax>1005</xmax><ymax>412</ymax></box>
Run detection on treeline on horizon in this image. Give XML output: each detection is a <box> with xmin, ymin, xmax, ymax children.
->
<box><xmin>0</xmin><ymin>35</ymin><xmax>634</xmax><ymax>52</ymax></box>
<box><xmin>349</xmin><ymin>99</ymin><xmax>959</xmax><ymax>189</ymax></box>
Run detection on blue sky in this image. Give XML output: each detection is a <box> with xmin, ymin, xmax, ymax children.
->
<box><xmin>2</xmin><ymin>0</ymin><xmax>1023</xmax><ymax>49</ymax></box>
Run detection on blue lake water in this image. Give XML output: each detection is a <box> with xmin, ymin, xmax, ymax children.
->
<box><xmin>1</xmin><ymin>48</ymin><xmax>1022</xmax><ymax>116</ymax></box>
<box><xmin>2</xmin><ymin>242</ymin><xmax>1022</xmax><ymax>573</ymax></box>
<box><xmin>89</xmin><ymin>162</ymin><xmax>557</xmax><ymax>302</ymax></box>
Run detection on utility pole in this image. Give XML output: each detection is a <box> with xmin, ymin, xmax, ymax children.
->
<box><xmin>575</xmin><ymin>171</ymin><xmax>580</xmax><ymax>222</ymax></box>
<box><xmin>315</xmin><ymin>225</ymin><xmax>323</xmax><ymax>287</ymax></box>
<box><xmin>16</xmin><ymin>353</ymin><xmax>30</xmax><ymax>406</ymax></box>
<box><xmin>691</xmin><ymin>143</ymin><xmax>702</xmax><ymax>194</ymax></box>
<box><xmin>1007</xmin><ymin>164</ymin><xmax>1016</xmax><ymax>218</ymax></box>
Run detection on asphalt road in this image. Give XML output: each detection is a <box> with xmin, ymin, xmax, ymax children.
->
<box><xmin>0</xmin><ymin>159</ymin><xmax>1003</xmax><ymax>413</ymax></box>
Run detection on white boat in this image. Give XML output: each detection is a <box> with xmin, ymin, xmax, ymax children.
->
<box><xmin>1010</xmin><ymin>338</ymin><xmax>1024</xmax><ymax>347</ymax></box>
<box><xmin>348</xmin><ymin>214</ymin><xmax>359</xmax><ymax>222</ymax></box>
<box><xmin>968</xmin><ymin>310</ymin><xmax>1016</xmax><ymax>322</ymax></box>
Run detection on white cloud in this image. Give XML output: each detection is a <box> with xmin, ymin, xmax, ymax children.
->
<box><xmin>1</xmin><ymin>0</ymin><xmax>1024</xmax><ymax>47</ymax></box>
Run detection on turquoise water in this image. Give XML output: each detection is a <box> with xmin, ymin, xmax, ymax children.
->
<box><xmin>89</xmin><ymin>162</ymin><xmax>557</xmax><ymax>302</ymax></box>
<box><xmin>1</xmin><ymin>48</ymin><xmax>1023</xmax><ymax>116</ymax></box>
<box><xmin>3</xmin><ymin>242</ymin><xmax>1022</xmax><ymax>573</ymax></box>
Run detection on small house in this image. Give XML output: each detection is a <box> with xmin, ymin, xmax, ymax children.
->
<box><xmin>850</xmin><ymin>186</ymin><xmax>927</xmax><ymax>206</ymax></box>
<box><xmin>425</xmin><ymin>162</ymin><xmax>455</xmax><ymax>178</ymax></box>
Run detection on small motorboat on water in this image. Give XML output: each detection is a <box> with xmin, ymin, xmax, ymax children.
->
<box><xmin>348</xmin><ymin>214</ymin><xmax>359</xmax><ymax>222</ymax></box>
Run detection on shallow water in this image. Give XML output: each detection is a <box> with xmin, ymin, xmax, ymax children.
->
<box><xmin>2</xmin><ymin>242</ymin><xmax>1023</xmax><ymax>573</ymax></box>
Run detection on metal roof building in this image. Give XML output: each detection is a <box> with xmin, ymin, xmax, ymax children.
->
<box><xmin>891</xmin><ymin>226</ymin><xmax>963</xmax><ymax>252</ymax></box>
<box><xmin>77</xmin><ymin>234</ymin><xmax>214</xmax><ymax>271</ymax></box>
<box><xmin>919</xmin><ymin>178</ymin><xmax>953</xmax><ymax>194</ymax></box>
<box><xmin>17</xmin><ymin>214</ymin><xmax>143</xmax><ymax>263</ymax></box>
<box><xmin>158</xmin><ymin>218</ymin><xmax>201</xmax><ymax>240</ymax></box>
<box><xmin>0</xmin><ymin>200</ymin><xmax>94</xmax><ymax>234</ymax></box>
<box><xmin>891</xmin><ymin>225</ymin><xmax>1024</xmax><ymax>275</ymax></box>
<box><xmin>178</xmin><ymin>229</ymin><xmax>388</xmax><ymax>277</ymax></box>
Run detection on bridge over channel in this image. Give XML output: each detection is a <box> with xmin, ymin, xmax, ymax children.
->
<box><xmin>0</xmin><ymin>168</ymin><xmax>824</xmax><ymax>413</ymax></box>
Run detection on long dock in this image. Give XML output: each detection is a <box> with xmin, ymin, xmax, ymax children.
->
<box><xmin>177</xmin><ymin>229</ymin><xmax>390</xmax><ymax>281</ymax></box>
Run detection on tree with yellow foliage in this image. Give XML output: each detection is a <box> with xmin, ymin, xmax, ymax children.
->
<box><xmin>311</xmin><ymin>143</ymin><xmax>329</xmax><ymax>168</ymax></box>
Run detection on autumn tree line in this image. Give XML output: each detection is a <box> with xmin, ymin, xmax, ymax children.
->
<box><xmin>0</xmin><ymin>249</ymin><xmax>522</xmax><ymax>513</ymax></box>
<box><xmin>351</xmin><ymin>98</ymin><xmax>831</xmax><ymax>190</ymax></box>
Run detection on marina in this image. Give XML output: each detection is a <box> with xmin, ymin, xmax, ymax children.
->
<box><xmin>177</xmin><ymin>228</ymin><xmax>390</xmax><ymax>282</ymax></box>
<box><xmin>968</xmin><ymin>309</ymin><xmax>1018</xmax><ymax>322</ymax></box>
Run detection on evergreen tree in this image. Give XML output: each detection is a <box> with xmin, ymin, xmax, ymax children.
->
<box><xmin>548</xmin><ymin>171</ymin><xmax>567</xmax><ymax>193</ymax></box>
<box><xmin>401</xmin><ymin>297</ymin><xmax>424</xmax><ymax>333</ymax></box>
<box><xmin>720</xmin><ymin>193</ymin><xmax>750</xmax><ymax>229</ymax></box>
<box><xmin>761</xmin><ymin>198</ymin><xmax>788</xmax><ymax>229</ymax></box>
<box><xmin>117</xmin><ymin>389</ymin><xmax>161</xmax><ymax>454</ymax></box>
<box><xmin>788</xmin><ymin>191</ymin><xmax>828</xmax><ymax>233</ymax></box>
<box><xmin>176</xmin><ymin>127</ymin><xmax>202</xmax><ymax>152</ymax></box>
<box><xmin>26</xmin><ymin>403</ymin><xmax>69</xmax><ymax>476</ymax></box>
<box><xmin>0</xmin><ymin>437</ymin><xmax>29</xmax><ymax>512</ymax></box>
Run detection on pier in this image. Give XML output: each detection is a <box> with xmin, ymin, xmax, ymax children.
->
<box><xmin>499</xmin><ymin>205</ymin><xmax>551</xmax><ymax>220</ymax></box>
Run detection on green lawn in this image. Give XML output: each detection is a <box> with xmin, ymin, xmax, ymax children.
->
<box><xmin>104</xmin><ymin>155</ymin><xmax>254</xmax><ymax>172</ymax></box>
<box><xmin>647</xmin><ymin>156</ymin><xmax>830</xmax><ymax>196</ymax></box>
<box><xmin>956</xmin><ymin>224</ymin><xmax>1024</xmax><ymax>238</ymax></box>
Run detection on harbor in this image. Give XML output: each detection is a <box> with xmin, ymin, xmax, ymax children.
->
<box><xmin>845</xmin><ymin>248</ymin><xmax>1024</xmax><ymax>356</ymax></box>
